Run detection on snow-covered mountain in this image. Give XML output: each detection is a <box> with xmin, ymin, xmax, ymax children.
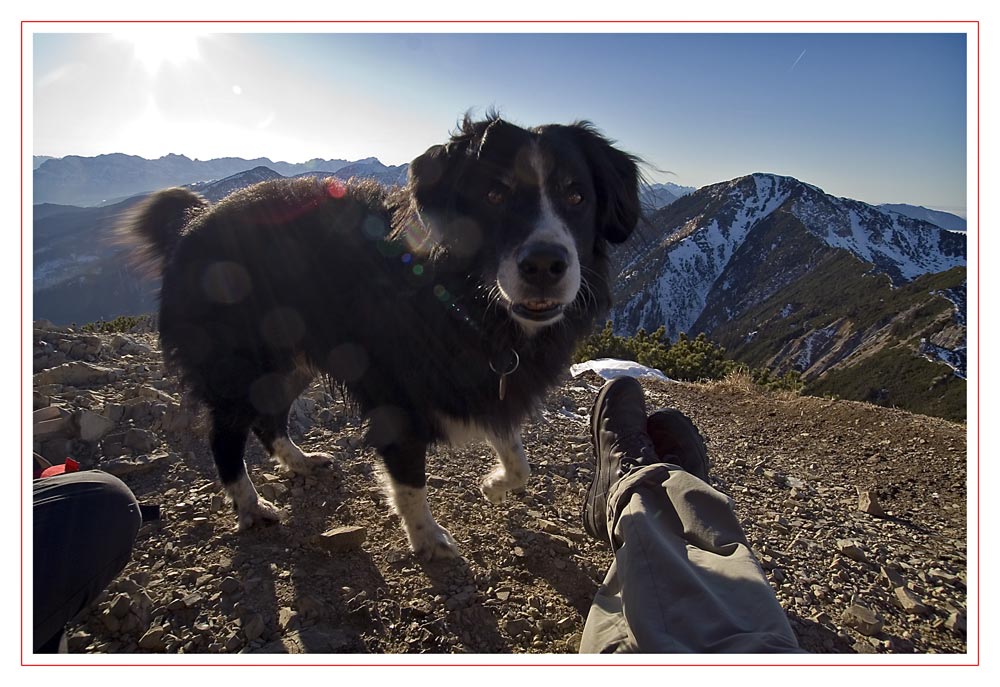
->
<box><xmin>616</xmin><ymin>173</ymin><xmax>965</xmax><ymax>338</ymax></box>
<box><xmin>612</xmin><ymin>173</ymin><xmax>967</xmax><ymax>419</ymax></box>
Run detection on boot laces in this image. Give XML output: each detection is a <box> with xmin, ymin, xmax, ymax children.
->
<box><xmin>610</xmin><ymin>431</ymin><xmax>658</xmax><ymax>476</ymax></box>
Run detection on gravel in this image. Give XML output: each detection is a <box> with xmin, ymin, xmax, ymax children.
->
<box><xmin>32</xmin><ymin>322</ymin><xmax>968</xmax><ymax>656</ymax></box>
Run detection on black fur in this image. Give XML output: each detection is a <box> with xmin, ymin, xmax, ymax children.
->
<box><xmin>124</xmin><ymin>115</ymin><xmax>639</xmax><ymax>548</ymax></box>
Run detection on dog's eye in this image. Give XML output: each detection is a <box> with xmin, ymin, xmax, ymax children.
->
<box><xmin>565</xmin><ymin>189</ymin><xmax>584</xmax><ymax>206</ymax></box>
<box><xmin>486</xmin><ymin>187</ymin><xmax>507</xmax><ymax>205</ymax></box>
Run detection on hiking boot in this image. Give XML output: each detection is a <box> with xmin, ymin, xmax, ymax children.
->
<box><xmin>583</xmin><ymin>377</ymin><xmax>659</xmax><ymax>543</ymax></box>
<box><xmin>646</xmin><ymin>409</ymin><xmax>710</xmax><ymax>482</ymax></box>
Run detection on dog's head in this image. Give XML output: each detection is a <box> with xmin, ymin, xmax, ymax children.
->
<box><xmin>405</xmin><ymin>115</ymin><xmax>640</xmax><ymax>332</ymax></box>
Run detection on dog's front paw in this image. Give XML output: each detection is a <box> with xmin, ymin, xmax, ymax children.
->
<box><xmin>389</xmin><ymin>481</ymin><xmax>461</xmax><ymax>560</ymax></box>
<box><xmin>409</xmin><ymin>522</ymin><xmax>460</xmax><ymax>561</ymax></box>
<box><xmin>235</xmin><ymin>497</ymin><xmax>283</xmax><ymax>531</ymax></box>
<box><xmin>481</xmin><ymin>467</ymin><xmax>528</xmax><ymax>505</ymax></box>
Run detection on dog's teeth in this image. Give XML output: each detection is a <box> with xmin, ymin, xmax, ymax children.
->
<box><xmin>525</xmin><ymin>300</ymin><xmax>556</xmax><ymax>310</ymax></box>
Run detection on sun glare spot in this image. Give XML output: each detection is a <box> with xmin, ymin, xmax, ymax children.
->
<box><xmin>326</xmin><ymin>178</ymin><xmax>347</xmax><ymax>199</ymax></box>
<box><xmin>232</xmin><ymin>85</ymin><xmax>243</xmax><ymax>96</ymax></box>
<box><xmin>112</xmin><ymin>31</ymin><xmax>205</xmax><ymax>74</ymax></box>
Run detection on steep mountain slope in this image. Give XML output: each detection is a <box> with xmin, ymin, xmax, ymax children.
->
<box><xmin>612</xmin><ymin>174</ymin><xmax>967</xmax><ymax>420</ymax></box>
<box><xmin>33</xmin><ymin>196</ymin><xmax>154</xmax><ymax>324</ymax></box>
<box><xmin>616</xmin><ymin>175</ymin><xmax>800</xmax><ymax>337</ymax></box>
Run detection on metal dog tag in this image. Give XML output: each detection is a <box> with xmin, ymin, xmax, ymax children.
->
<box><xmin>490</xmin><ymin>349</ymin><xmax>520</xmax><ymax>401</ymax></box>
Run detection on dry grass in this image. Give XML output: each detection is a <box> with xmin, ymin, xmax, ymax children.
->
<box><xmin>694</xmin><ymin>369</ymin><xmax>805</xmax><ymax>408</ymax></box>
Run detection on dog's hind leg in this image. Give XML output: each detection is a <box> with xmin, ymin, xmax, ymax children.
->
<box><xmin>210</xmin><ymin>409</ymin><xmax>282</xmax><ymax>530</ymax></box>
<box><xmin>379</xmin><ymin>438</ymin><xmax>459</xmax><ymax>561</ymax></box>
<box><xmin>481</xmin><ymin>429</ymin><xmax>531</xmax><ymax>504</ymax></box>
<box><xmin>252</xmin><ymin>409</ymin><xmax>334</xmax><ymax>475</ymax></box>
<box><xmin>249</xmin><ymin>368</ymin><xmax>333</xmax><ymax>475</ymax></box>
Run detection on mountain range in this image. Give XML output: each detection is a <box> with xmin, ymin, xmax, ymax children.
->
<box><xmin>31</xmin><ymin>156</ymin><xmax>968</xmax><ymax>420</ymax></box>
<box><xmin>32</xmin><ymin>159</ymin><xmax>408</xmax><ymax>324</ymax></box>
<box><xmin>612</xmin><ymin>173</ymin><xmax>966</xmax><ymax>420</ymax></box>
<box><xmin>31</xmin><ymin>153</ymin><xmax>402</xmax><ymax>206</ymax></box>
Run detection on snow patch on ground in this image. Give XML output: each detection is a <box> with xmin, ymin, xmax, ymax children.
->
<box><xmin>919</xmin><ymin>340</ymin><xmax>967</xmax><ymax>380</ymax></box>
<box><xmin>570</xmin><ymin>358</ymin><xmax>672</xmax><ymax>382</ymax></box>
<box><xmin>795</xmin><ymin>324</ymin><xmax>840</xmax><ymax>371</ymax></box>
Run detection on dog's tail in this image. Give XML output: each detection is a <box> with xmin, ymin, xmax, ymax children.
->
<box><xmin>117</xmin><ymin>188</ymin><xmax>208</xmax><ymax>278</ymax></box>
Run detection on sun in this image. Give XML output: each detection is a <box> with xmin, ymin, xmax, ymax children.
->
<box><xmin>112</xmin><ymin>30</ymin><xmax>205</xmax><ymax>74</ymax></box>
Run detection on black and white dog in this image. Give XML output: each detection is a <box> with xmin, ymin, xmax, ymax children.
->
<box><xmin>124</xmin><ymin>115</ymin><xmax>639</xmax><ymax>559</ymax></box>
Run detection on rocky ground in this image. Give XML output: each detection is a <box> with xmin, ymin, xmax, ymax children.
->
<box><xmin>31</xmin><ymin>319</ymin><xmax>969</xmax><ymax>657</ymax></box>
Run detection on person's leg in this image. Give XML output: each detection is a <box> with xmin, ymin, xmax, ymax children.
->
<box><xmin>579</xmin><ymin>378</ymin><xmax>803</xmax><ymax>653</ymax></box>
<box><xmin>33</xmin><ymin>471</ymin><xmax>142</xmax><ymax>653</ymax></box>
<box><xmin>581</xmin><ymin>464</ymin><xmax>803</xmax><ymax>653</ymax></box>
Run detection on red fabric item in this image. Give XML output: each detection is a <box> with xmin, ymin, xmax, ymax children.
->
<box><xmin>40</xmin><ymin>458</ymin><xmax>80</xmax><ymax>479</ymax></box>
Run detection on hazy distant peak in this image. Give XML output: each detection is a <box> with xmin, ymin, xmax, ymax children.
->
<box><xmin>878</xmin><ymin>203</ymin><xmax>967</xmax><ymax>232</ymax></box>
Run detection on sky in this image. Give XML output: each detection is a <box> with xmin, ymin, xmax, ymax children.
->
<box><xmin>31</xmin><ymin>30</ymin><xmax>969</xmax><ymax>215</ymax></box>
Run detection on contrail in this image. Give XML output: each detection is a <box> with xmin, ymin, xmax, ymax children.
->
<box><xmin>789</xmin><ymin>49</ymin><xmax>807</xmax><ymax>72</ymax></box>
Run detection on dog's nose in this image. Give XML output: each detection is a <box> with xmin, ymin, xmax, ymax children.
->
<box><xmin>517</xmin><ymin>242</ymin><xmax>569</xmax><ymax>288</ymax></box>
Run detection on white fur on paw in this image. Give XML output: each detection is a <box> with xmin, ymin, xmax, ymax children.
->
<box><xmin>481</xmin><ymin>467</ymin><xmax>528</xmax><ymax>505</ymax></box>
<box><xmin>274</xmin><ymin>438</ymin><xmax>333</xmax><ymax>474</ymax></box>
<box><xmin>226</xmin><ymin>474</ymin><xmax>282</xmax><ymax>531</ymax></box>
<box><xmin>294</xmin><ymin>451</ymin><xmax>334</xmax><ymax>471</ymax></box>
<box><xmin>235</xmin><ymin>497</ymin><xmax>282</xmax><ymax>531</ymax></box>
<box><xmin>409</xmin><ymin>522</ymin><xmax>460</xmax><ymax>561</ymax></box>
<box><xmin>389</xmin><ymin>482</ymin><xmax>461</xmax><ymax>560</ymax></box>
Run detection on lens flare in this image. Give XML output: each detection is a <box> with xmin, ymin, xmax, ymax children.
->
<box><xmin>326</xmin><ymin>178</ymin><xmax>347</xmax><ymax>199</ymax></box>
<box><xmin>433</xmin><ymin>284</ymin><xmax>451</xmax><ymax>302</ymax></box>
<box><xmin>399</xmin><ymin>220</ymin><xmax>432</xmax><ymax>252</ymax></box>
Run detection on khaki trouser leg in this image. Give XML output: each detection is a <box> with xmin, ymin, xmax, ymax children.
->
<box><xmin>580</xmin><ymin>465</ymin><xmax>804</xmax><ymax>653</ymax></box>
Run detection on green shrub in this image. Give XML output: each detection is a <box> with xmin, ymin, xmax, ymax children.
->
<box><xmin>573</xmin><ymin>321</ymin><xmax>635</xmax><ymax>362</ymax></box>
<box><xmin>574</xmin><ymin>322</ymin><xmax>802</xmax><ymax>392</ymax></box>
<box><xmin>81</xmin><ymin>315</ymin><xmax>145</xmax><ymax>334</ymax></box>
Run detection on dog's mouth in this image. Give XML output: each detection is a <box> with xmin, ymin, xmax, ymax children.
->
<box><xmin>511</xmin><ymin>299</ymin><xmax>565</xmax><ymax>322</ymax></box>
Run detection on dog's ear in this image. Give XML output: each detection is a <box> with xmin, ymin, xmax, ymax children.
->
<box><xmin>409</xmin><ymin>144</ymin><xmax>453</xmax><ymax>210</ymax></box>
<box><xmin>565</xmin><ymin>123</ymin><xmax>641</xmax><ymax>244</ymax></box>
<box><xmin>410</xmin><ymin>115</ymin><xmax>513</xmax><ymax>206</ymax></box>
